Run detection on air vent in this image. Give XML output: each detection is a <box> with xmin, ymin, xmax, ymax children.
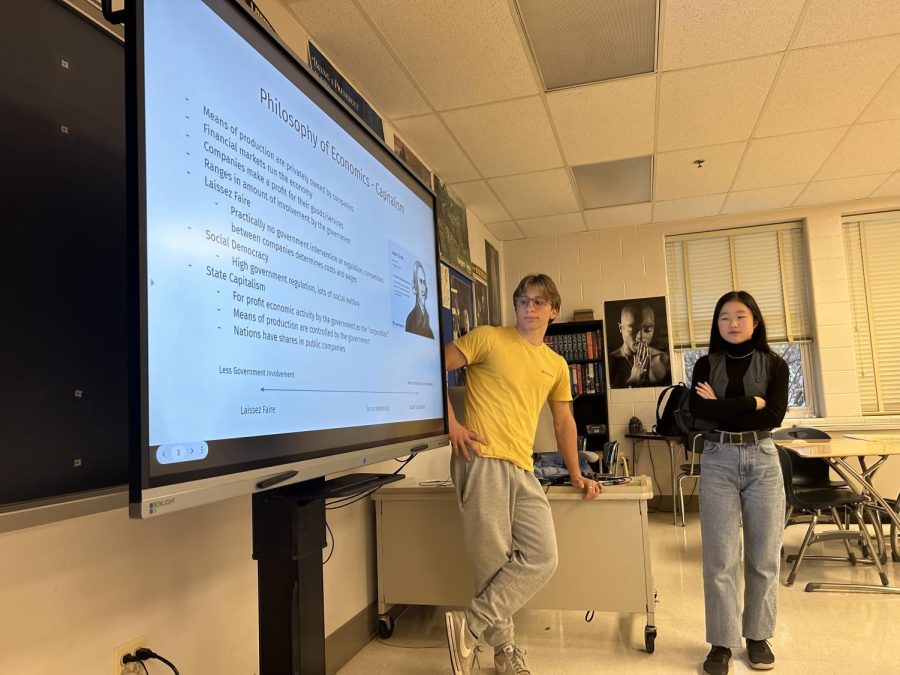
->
<box><xmin>516</xmin><ymin>0</ymin><xmax>658</xmax><ymax>90</ymax></box>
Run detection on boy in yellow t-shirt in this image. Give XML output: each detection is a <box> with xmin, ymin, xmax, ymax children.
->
<box><xmin>443</xmin><ymin>273</ymin><xmax>601</xmax><ymax>675</ymax></box>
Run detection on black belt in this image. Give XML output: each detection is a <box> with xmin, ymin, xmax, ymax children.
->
<box><xmin>702</xmin><ymin>430</ymin><xmax>771</xmax><ymax>444</ymax></box>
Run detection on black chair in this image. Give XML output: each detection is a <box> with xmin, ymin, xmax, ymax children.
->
<box><xmin>771</xmin><ymin>427</ymin><xmax>846</xmax><ymax>489</ymax></box>
<box><xmin>772</xmin><ymin>426</ymin><xmax>853</xmax><ymax>538</ymax></box>
<box><xmin>675</xmin><ymin>433</ymin><xmax>703</xmax><ymax>527</ymax></box>
<box><xmin>773</xmin><ymin>427</ymin><xmax>890</xmax><ymax>561</ymax></box>
<box><xmin>777</xmin><ymin>445</ymin><xmax>889</xmax><ymax>587</ymax></box>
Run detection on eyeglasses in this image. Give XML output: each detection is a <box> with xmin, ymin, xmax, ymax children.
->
<box><xmin>515</xmin><ymin>296</ymin><xmax>550</xmax><ymax>309</ymax></box>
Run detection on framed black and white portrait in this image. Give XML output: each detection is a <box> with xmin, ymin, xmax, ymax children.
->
<box><xmin>604</xmin><ymin>296</ymin><xmax>672</xmax><ymax>389</ymax></box>
<box><xmin>440</xmin><ymin>263</ymin><xmax>474</xmax><ymax>386</ymax></box>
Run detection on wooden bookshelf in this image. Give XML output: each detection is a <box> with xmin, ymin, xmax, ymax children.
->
<box><xmin>545</xmin><ymin>320</ymin><xmax>609</xmax><ymax>449</ymax></box>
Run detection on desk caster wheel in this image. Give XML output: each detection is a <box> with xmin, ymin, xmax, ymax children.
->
<box><xmin>644</xmin><ymin>625</ymin><xmax>657</xmax><ymax>654</ymax></box>
<box><xmin>377</xmin><ymin>616</ymin><xmax>394</xmax><ymax>639</ymax></box>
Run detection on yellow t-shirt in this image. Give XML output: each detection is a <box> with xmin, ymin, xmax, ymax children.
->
<box><xmin>454</xmin><ymin>326</ymin><xmax>572</xmax><ymax>471</ymax></box>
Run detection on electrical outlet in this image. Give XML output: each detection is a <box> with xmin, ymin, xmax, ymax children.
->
<box><xmin>112</xmin><ymin>636</ymin><xmax>147</xmax><ymax>675</ymax></box>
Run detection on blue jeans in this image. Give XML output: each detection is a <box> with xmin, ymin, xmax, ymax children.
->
<box><xmin>700</xmin><ymin>437</ymin><xmax>785</xmax><ymax>647</ymax></box>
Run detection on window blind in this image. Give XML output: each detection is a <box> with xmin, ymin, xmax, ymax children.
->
<box><xmin>665</xmin><ymin>222</ymin><xmax>811</xmax><ymax>349</ymax></box>
<box><xmin>843</xmin><ymin>212</ymin><xmax>900</xmax><ymax>414</ymax></box>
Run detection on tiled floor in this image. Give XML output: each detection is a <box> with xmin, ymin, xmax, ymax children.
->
<box><xmin>338</xmin><ymin>508</ymin><xmax>899</xmax><ymax>674</ymax></box>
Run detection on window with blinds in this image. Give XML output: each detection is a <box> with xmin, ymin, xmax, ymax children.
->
<box><xmin>843</xmin><ymin>212</ymin><xmax>900</xmax><ymax>415</ymax></box>
<box><xmin>665</xmin><ymin>222</ymin><xmax>814</xmax><ymax>412</ymax></box>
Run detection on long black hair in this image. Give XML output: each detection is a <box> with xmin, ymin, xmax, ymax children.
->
<box><xmin>708</xmin><ymin>290</ymin><xmax>770</xmax><ymax>353</ymax></box>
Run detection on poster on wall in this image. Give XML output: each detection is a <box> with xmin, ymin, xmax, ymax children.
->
<box><xmin>440</xmin><ymin>262</ymin><xmax>474</xmax><ymax>386</ymax></box>
<box><xmin>308</xmin><ymin>41</ymin><xmax>385</xmax><ymax>140</ymax></box>
<box><xmin>393</xmin><ymin>134</ymin><xmax>432</xmax><ymax>189</ymax></box>
<box><xmin>472</xmin><ymin>263</ymin><xmax>489</xmax><ymax>328</ymax></box>
<box><xmin>485</xmin><ymin>240</ymin><xmax>501</xmax><ymax>326</ymax></box>
<box><xmin>435</xmin><ymin>175</ymin><xmax>471</xmax><ymax>274</ymax></box>
<box><xmin>604</xmin><ymin>296</ymin><xmax>672</xmax><ymax>389</ymax></box>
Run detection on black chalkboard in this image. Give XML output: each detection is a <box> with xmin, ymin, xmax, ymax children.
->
<box><xmin>0</xmin><ymin>0</ymin><xmax>127</xmax><ymax>508</ymax></box>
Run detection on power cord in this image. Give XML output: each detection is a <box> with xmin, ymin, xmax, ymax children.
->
<box><xmin>122</xmin><ymin>648</ymin><xmax>179</xmax><ymax>674</ymax></box>
<box><xmin>418</xmin><ymin>477</ymin><xmax>452</xmax><ymax>487</ymax></box>
<box><xmin>321</xmin><ymin>455</ymin><xmax>417</xmax><ymax>566</ymax></box>
<box><xmin>323</xmin><ymin>520</ymin><xmax>335</xmax><ymax>564</ymax></box>
<box><xmin>645</xmin><ymin>442</ymin><xmax>664</xmax><ymax>513</ymax></box>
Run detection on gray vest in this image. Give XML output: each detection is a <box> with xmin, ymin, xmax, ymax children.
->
<box><xmin>707</xmin><ymin>350</ymin><xmax>770</xmax><ymax>399</ymax></box>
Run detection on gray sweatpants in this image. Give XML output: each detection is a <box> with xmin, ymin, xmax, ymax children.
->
<box><xmin>450</xmin><ymin>453</ymin><xmax>559</xmax><ymax>649</ymax></box>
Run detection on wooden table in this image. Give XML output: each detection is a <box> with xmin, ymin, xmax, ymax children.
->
<box><xmin>778</xmin><ymin>436</ymin><xmax>900</xmax><ymax>593</ymax></box>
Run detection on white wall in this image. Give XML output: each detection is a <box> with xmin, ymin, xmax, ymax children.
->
<box><xmin>0</xmin><ymin>495</ymin><xmax>258</xmax><ymax>673</ymax></box>
<box><xmin>0</xmin><ymin>448</ymin><xmax>453</xmax><ymax>674</ymax></box>
<box><xmin>503</xmin><ymin>196</ymin><xmax>900</xmax><ymax>496</ymax></box>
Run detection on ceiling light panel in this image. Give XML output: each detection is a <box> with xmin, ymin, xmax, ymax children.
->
<box><xmin>572</xmin><ymin>156</ymin><xmax>653</xmax><ymax>209</ymax></box>
<box><xmin>516</xmin><ymin>0</ymin><xmax>657</xmax><ymax>90</ymax></box>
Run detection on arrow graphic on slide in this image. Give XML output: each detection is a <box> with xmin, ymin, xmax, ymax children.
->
<box><xmin>261</xmin><ymin>387</ymin><xmax>418</xmax><ymax>395</ymax></box>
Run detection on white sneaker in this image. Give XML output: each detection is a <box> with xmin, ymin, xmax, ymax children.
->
<box><xmin>445</xmin><ymin>610</ymin><xmax>480</xmax><ymax>674</ymax></box>
<box><xmin>494</xmin><ymin>644</ymin><xmax>530</xmax><ymax>674</ymax></box>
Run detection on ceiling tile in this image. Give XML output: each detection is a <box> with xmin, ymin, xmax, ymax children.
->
<box><xmin>794</xmin><ymin>174</ymin><xmax>891</xmax><ymax>205</ymax></box>
<box><xmin>285</xmin><ymin>0</ymin><xmax>429</xmax><ymax>118</ymax></box>
<box><xmin>441</xmin><ymin>97</ymin><xmax>562</xmax><ymax>178</ymax></box>
<box><xmin>488</xmin><ymin>169</ymin><xmax>580</xmax><ymax>219</ymax></box>
<box><xmin>485</xmin><ymin>221</ymin><xmax>525</xmax><ymax>241</ymax></box>
<box><xmin>447</xmin><ymin>180</ymin><xmax>511</xmax><ymax>224</ymax></box>
<box><xmin>815</xmin><ymin>119</ymin><xmax>900</xmax><ymax>180</ymax></box>
<box><xmin>654</xmin><ymin>142</ymin><xmax>746</xmax><ymax>200</ymax></box>
<box><xmin>392</xmin><ymin>114</ymin><xmax>479</xmax><ymax>183</ymax></box>
<box><xmin>652</xmin><ymin>194</ymin><xmax>727</xmax><ymax>222</ymax></box>
<box><xmin>733</xmin><ymin>127</ymin><xmax>847</xmax><ymax>190</ymax></box>
<box><xmin>721</xmin><ymin>185</ymin><xmax>806</xmax><ymax>214</ymax></box>
<box><xmin>357</xmin><ymin>0</ymin><xmax>539</xmax><ymax>111</ymax></box>
<box><xmin>871</xmin><ymin>172</ymin><xmax>900</xmax><ymax>198</ymax></box>
<box><xmin>516</xmin><ymin>213</ymin><xmax>586</xmax><ymax>238</ymax></box>
<box><xmin>584</xmin><ymin>202</ymin><xmax>652</xmax><ymax>230</ymax></box>
<box><xmin>793</xmin><ymin>0</ymin><xmax>900</xmax><ymax>48</ymax></box>
<box><xmin>547</xmin><ymin>75</ymin><xmax>655</xmax><ymax>165</ymax></box>
<box><xmin>756</xmin><ymin>36</ymin><xmax>900</xmax><ymax>137</ymax></box>
<box><xmin>859</xmin><ymin>67</ymin><xmax>900</xmax><ymax>123</ymax></box>
<box><xmin>661</xmin><ymin>0</ymin><xmax>804</xmax><ymax>70</ymax></box>
<box><xmin>658</xmin><ymin>54</ymin><xmax>780</xmax><ymax>151</ymax></box>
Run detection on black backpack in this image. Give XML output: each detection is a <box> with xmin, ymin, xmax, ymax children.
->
<box><xmin>654</xmin><ymin>383</ymin><xmax>694</xmax><ymax>436</ymax></box>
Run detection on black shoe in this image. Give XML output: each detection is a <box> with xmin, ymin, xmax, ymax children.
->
<box><xmin>747</xmin><ymin>639</ymin><xmax>775</xmax><ymax>670</ymax></box>
<box><xmin>703</xmin><ymin>646</ymin><xmax>732</xmax><ymax>675</ymax></box>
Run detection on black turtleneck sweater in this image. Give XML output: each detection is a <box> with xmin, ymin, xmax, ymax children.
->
<box><xmin>689</xmin><ymin>341</ymin><xmax>789</xmax><ymax>431</ymax></box>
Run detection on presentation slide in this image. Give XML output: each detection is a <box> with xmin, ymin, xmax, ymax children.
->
<box><xmin>143</xmin><ymin>0</ymin><xmax>442</xmax><ymax>448</ymax></box>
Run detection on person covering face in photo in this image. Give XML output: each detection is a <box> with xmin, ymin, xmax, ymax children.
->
<box><xmin>608</xmin><ymin>302</ymin><xmax>669</xmax><ymax>387</ymax></box>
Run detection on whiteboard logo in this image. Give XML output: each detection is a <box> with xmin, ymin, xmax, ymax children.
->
<box><xmin>149</xmin><ymin>497</ymin><xmax>175</xmax><ymax>515</ymax></box>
